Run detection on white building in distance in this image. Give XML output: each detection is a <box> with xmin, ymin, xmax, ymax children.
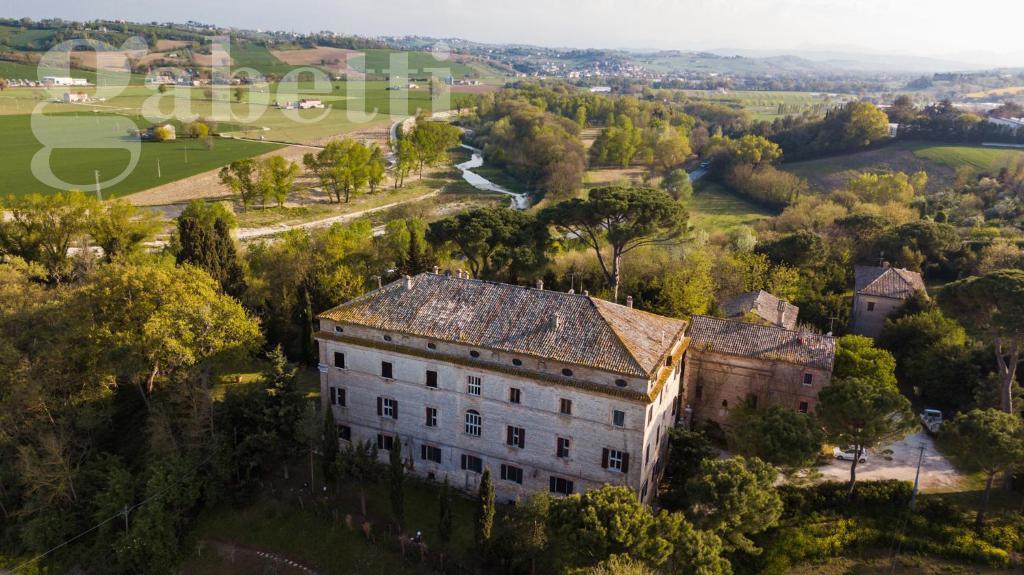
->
<box><xmin>316</xmin><ymin>272</ymin><xmax>688</xmax><ymax>503</ymax></box>
<box><xmin>42</xmin><ymin>76</ymin><xmax>88</xmax><ymax>86</ymax></box>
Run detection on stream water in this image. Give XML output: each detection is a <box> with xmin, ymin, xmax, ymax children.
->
<box><xmin>455</xmin><ymin>144</ymin><xmax>530</xmax><ymax>210</ymax></box>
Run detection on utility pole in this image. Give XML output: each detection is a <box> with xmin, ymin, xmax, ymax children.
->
<box><xmin>828</xmin><ymin>315</ymin><xmax>839</xmax><ymax>335</ymax></box>
<box><xmin>94</xmin><ymin>170</ymin><xmax>102</xmax><ymax>201</ymax></box>
<box><xmin>910</xmin><ymin>444</ymin><xmax>925</xmax><ymax>510</ymax></box>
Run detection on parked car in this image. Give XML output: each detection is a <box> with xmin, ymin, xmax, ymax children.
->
<box><xmin>833</xmin><ymin>446</ymin><xmax>868</xmax><ymax>463</ymax></box>
<box><xmin>920</xmin><ymin>409</ymin><xmax>943</xmax><ymax>434</ymax></box>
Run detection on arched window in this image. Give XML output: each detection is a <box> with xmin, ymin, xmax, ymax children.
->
<box><xmin>465</xmin><ymin>410</ymin><xmax>481</xmax><ymax>437</ymax></box>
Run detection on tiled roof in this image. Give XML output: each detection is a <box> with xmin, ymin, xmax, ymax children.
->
<box><xmin>687</xmin><ymin>315</ymin><xmax>835</xmax><ymax>371</ymax></box>
<box><xmin>722</xmin><ymin>290</ymin><xmax>799</xmax><ymax>330</ymax></box>
<box><xmin>854</xmin><ymin>266</ymin><xmax>926</xmax><ymax>299</ymax></box>
<box><xmin>317</xmin><ymin>273</ymin><xmax>687</xmax><ymax>378</ymax></box>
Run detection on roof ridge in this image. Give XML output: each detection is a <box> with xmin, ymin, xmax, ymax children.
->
<box><xmin>589</xmin><ymin>297</ymin><xmax>656</xmax><ymax>376</ymax></box>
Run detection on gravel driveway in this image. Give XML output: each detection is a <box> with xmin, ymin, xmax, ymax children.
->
<box><xmin>817</xmin><ymin>431</ymin><xmax>964</xmax><ymax>492</ymax></box>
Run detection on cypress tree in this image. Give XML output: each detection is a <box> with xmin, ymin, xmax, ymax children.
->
<box><xmin>321</xmin><ymin>408</ymin><xmax>338</xmax><ymax>483</ymax></box>
<box><xmin>474</xmin><ymin>467</ymin><xmax>495</xmax><ymax>548</ymax></box>
<box><xmin>389</xmin><ymin>435</ymin><xmax>405</xmax><ymax>525</ymax></box>
<box><xmin>438</xmin><ymin>475</ymin><xmax>453</xmax><ymax>544</ymax></box>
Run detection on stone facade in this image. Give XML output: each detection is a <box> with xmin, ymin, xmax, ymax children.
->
<box><xmin>314</xmin><ymin>273</ymin><xmax>687</xmax><ymax>503</ymax></box>
<box><xmin>682</xmin><ymin>350</ymin><xmax>831</xmax><ymax>426</ymax></box>
<box><xmin>850</xmin><ymin>293</ymin><xmax>903</xmax><ymax>339</ymax></box>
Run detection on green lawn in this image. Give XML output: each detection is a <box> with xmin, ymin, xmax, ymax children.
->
<box><xmin>912</xmin><ymin>143</ymin><xmax>1024</xmax><ymax>173</ymax></box>
<box><xmin>690</xmin><ymin>180</ymin><xmax>773</xmax><ymax>232</ymax></box>
<box><xmin>0</xmin><ymin>113</ymin><xmax>283</xmax><ymax>198</ymax></box>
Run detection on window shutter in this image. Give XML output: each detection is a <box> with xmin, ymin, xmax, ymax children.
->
<box><xmin>376</xmin><ymin>397</ymin><xmax>382</xmax><ymax>416</ymax></box>
<box><xmin>549</xmin><ymin>476</ymin><xmax>556</xmax><ymax>492</ymax></box>
<box><xmin>329</xmin><ymin>387</ymin><xmax>336</xmax><ymax>405</ymax></box>
<box><xmin>392</xmin><ymin>401</ymin><xmax>398</xmax><ymax>419</ymax></box>
<box><xmin>518</xmin><ymin>429</ymin><xmax>525</xmax><ymax>449</ymax></box>
<box><xmin>421</xmin><ymin>445</ymin><xmax>426</xmax><ymax>460</ymax></box>
<box><xmin>601</xmin><ymin>448</ymin><xmax>609</xmax><ymax>469</ymax></box>
<box><xmin>622</xmin><ymin>452</ymin><xmax>630</xmax><ymax>473</ymax></box>
<box><xmin>460</xmin><ymin>454</ymin><xmax>467</xmax><ymax>470</ymax></box>
<box><xmin>506</xmin><ymin>426</ymin><xmax>513</xmax><ymax>445</ymax></box>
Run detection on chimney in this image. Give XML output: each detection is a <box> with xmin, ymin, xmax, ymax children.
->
<box><xmin>535</xmin><ymin>279</ymin><xmax>544</xmax><ymax>290</ymax></box>
<box><xmin>583</xmin><ymin>290</ymin><xmax>589</xmax><ymax>296</ymax></box>
<box><xmin>882</xmin><ymin>261</ymin><xmax>891</xmax><ymax>269</ymax></box>
<box><xmin>777</xmin><ymin>300</ymin><xmax>786</xmax><ymax>327</ymax></box>
<box><xmin>405</xmin><ymin>275</ymin><xmax>413</xmax><ymax>290</ymax></box>
<box><xmin>374</xmin><ymin>275</ymin><xmax>383</xmax><ymax>289</ymax></box>
<box><xmin>433</xmin><ymin>266</ymin><xmax>440</xmax><ymax>274</ymax></box>
<box><xmin>626</xmin><ymin>295</ymin><xmax>634</xmax><ymax>308</ymax></box>
<box><xmin>548</xmin><ymin>313</ymin><xmax>562</xmax><ymax>331</ymax></box>
<box><xmin>567</xmin><ymin>288</ymin><xmax>575</xmax><ymax>294</ymax></box>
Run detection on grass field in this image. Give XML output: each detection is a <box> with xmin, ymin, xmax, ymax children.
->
<box><xmin>0</xmin><ymin>81</ymin><xmax>425</xmax><ymax>144</ymax></box>
<box><xmin>690</xmin><ymin>180</ymin><xmax>773</xmax><ymax>232</ymax></box>
<box><xmin>675</xmin><ymin>89</ymin><xmax>853</xmax><ymax>121</ymax></box>
<box><xmin>0</xmin><ymin>113</ymin><xmax>284</xmax><ymax>198</ymax></box>
<box><xmin>912</xmin><ymin>143</ymin><xmax>1024</xmax><ymax>172</ymax></box>
<box><xmin>783</xmin><ymin>141</ymin><xmax>1024</xmax><ymax>194</ymax></box>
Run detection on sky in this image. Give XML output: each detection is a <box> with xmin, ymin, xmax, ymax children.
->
<box><xmin>6</xmin><ymin>0</ymin><xmax>1024</xmax><ymax>65</ymax></box>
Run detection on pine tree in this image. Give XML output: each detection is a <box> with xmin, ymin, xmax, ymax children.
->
<box><xmin>438</xmin><ymin>475</ymin><xmax>453</xmax><ymax>544</ymax></box>
<box><xmin>475</xmin><ymin>467</ymin><xmax>495</xmax><ymax>548</ymax></box>
<box><xmin>389</xmin><ymin>435</ymin><xmax>405</xmax><ymax>525</ymax></box>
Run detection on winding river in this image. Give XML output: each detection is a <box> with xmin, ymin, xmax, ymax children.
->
<box><xmin>456</xmin><ymin>144</ymin><xmax>530</xmax><ymax>210</ymax></box>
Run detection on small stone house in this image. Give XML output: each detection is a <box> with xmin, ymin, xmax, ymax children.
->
<box><xmin>850</xmin><ymin>264</ymin><xmax>926</xmax><ymax>338</ymax></box>
<box><xmin>682</xmin><ymin>315</ymin><xmax>835</xmax><ymax>427</ymax></box>
<box><xmin>721</xmin><ymin>291</ymin><xmax>799</xmax><ymax>330</ymax></box>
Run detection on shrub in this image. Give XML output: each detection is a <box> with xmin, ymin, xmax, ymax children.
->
<box><xmin>778</xmin><ymin>480</ymin><xmax>912</xmax><ymax>518</ymax></box>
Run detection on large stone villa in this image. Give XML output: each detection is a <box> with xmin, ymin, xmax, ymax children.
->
<box><xmin>315</xmin><ymin>271</ymin><xmax>837</xmax><ymax>502</ymax></box>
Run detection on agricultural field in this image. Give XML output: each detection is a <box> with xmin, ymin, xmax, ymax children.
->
<box><xmin>676</xmin><ymin>89</ymin><xmax>853</xmax><ymax>121</ymax></box>
<box><xmin>0</xmin><ymin>81</ymin><xmax>425</xmax><ymax>143</ymax></box>
<box><xmin>782</xmin><ymin>141</ymin><xmax>1024</xmax><ymax>194</ymax></box>
<box><xmin>0</xmin><ymin>112</ymin><xmax>283</xmax><ymax>198</ymax></box>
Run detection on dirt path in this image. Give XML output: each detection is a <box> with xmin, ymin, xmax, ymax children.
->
<box><xmin>236</xmin><ymin>188</ymin><xmax>443</xmax><ymax>241</ymax></box>
<box><xmin>817</xmin><ymin>431</ymin><xmax>964</xmax><ymax>492</ymax></box>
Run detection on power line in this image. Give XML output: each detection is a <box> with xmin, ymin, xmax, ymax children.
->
<box><xmin>12</xmin><ymin>453</ymin><xmax>214</xmax><ymax>573</ymax></box>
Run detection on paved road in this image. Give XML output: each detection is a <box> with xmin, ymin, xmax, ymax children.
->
<box><xmin>817</xmin><ymin>431</ymin><xmax>963</xmax><ymax>492</ymax></box>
